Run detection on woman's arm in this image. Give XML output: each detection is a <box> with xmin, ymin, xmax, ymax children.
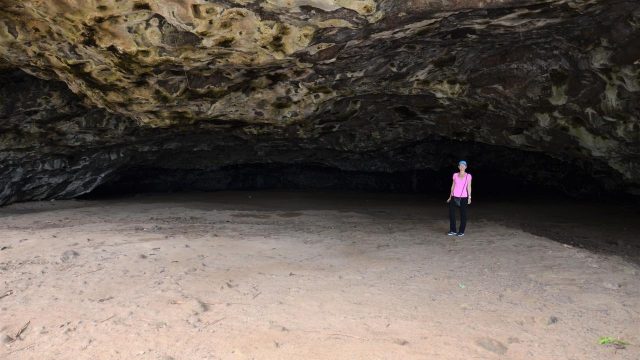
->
<box><xmin>467</xmin><ymin>178</ymin><xmax>472</xmax><ymax>204</ymax></box>
<box><xmin>447</xmin><ymin>180</ymin><xmax>455</xmax><ymax>202</ymax></box>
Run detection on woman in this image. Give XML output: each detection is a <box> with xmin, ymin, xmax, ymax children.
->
<box><xmin>447</xmin><ymin>160</ymin><xmax>472</xmax><ymax>237</ymax></box>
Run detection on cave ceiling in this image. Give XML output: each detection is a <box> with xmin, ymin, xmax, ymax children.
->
<box><xmin>0</xmin><ymin>0</ymin><xmax>639</xmax><ymax>203</ymax></box>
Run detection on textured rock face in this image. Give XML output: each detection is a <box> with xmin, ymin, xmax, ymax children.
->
<box><xmin>0</xmin><ymin>0</ymin><xmax>639</xmax><ymax>204</ymax></box>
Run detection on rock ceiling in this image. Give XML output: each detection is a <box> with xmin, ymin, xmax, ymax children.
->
<box><xmin>0</xmin><ymin>0</ymin><xmax>639</xmax><ymax>203</ymax></box>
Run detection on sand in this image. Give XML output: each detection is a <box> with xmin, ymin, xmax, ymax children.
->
<box><xmin>1</xmin><ymin>191</ymin><xmax>639</xmax><ymax>359</ymax></box>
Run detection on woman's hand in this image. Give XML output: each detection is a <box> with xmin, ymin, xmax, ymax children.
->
<box><xmin>468</xmin><ymin>197</ymin><xmax>472</xmax><ymax>205</ymax></box>
<box><xmin>447</xmin><ymin>196</ymin><xmax>451</xmax><ymax>203</ymax></box>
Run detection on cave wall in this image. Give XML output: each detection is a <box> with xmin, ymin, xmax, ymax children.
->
<box><xmin>0</xmin><ymin>0</ymin><xmax>639</xmax><ymax>204</ymax></box>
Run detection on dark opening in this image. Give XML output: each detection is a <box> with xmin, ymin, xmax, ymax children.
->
<box><xmin>78</xmin><ymin>130</ymin><xmax>632</xmax><ymax>202</ymax></box>
<box><xmin>83</xmin><ymin>145</ymin><xmax>619</xmax><ymax>202</ymax></box>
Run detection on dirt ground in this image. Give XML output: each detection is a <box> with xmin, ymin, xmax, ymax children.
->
<box><xmin>1</xmin><ymin>191</ymin><xmax>639</xmax><ymax>359</ymax></box>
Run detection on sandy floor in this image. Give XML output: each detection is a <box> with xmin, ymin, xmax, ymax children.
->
<box><xmin>1</xmin><ymin>191</ymin><xmax>639</xmax><ymax>359</ymax></box>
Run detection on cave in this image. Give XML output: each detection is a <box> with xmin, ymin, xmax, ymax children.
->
<box><xmin>1</xmin><ymin>0</ymin><xmax>639</xmax><ymax>358</ymax></box>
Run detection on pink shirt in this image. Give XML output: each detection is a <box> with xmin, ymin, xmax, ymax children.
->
<box><xmin>452</xmin><ymin>173</ymin><xmax>471</xmax><ymax>197</ymax></box>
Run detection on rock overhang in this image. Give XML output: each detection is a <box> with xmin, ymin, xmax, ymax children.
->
<box><xmin>0</xmin><ymin>0</ymin><xmax>639</xmax><ymax>204</ymax></box>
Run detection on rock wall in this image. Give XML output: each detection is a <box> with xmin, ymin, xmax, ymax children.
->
<box><xmin>0</xmin><ymin>0</ymin><xmax>639</xmax><ymax>204</ymax></box>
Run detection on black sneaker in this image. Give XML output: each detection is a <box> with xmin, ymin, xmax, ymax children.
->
<box><xmin>447</xmin><ymin>232</ymin><xmax>457</xmax><ymax>236</ymax></box>
<box><xmin>457</xmin><ymin>233</ymin><xmax>465</xmax><ymax>237</ymax></box>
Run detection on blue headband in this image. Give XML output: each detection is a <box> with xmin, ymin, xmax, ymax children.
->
<box><xmin>459</xmin><ymin>161</ymin><xmax>467</xmax><ymax>166</ymax></box>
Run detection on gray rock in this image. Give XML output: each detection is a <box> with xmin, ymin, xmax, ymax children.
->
<box><xmin>60</xmin><ymin>250</ymin><xmax>79</xmax><ymax>263</ymax></box>
<box><xmin>476</xmin><ymin>337</ymin><xmax>508</xmax><ymax>355</ymax></box>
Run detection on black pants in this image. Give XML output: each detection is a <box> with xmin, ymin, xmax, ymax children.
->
<box><xmin>449</xmin><ymin>197</ymin><xmax>468</xmax><ymax>233</ymax></box>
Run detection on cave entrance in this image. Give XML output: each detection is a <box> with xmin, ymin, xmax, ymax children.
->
<box><xmin>84</xmin><ymin>162</ymin><xmax>564</xmax><ymax>200</ymax></box>
<box><xmin>83</xmin><ymin>138</ymin><xmax>618</xmax><ymax>201</ymax></box>
<box><xmin>77</xmin><ymin>140</ymin><xmax>639</xmax><ymax>262</ymax></box>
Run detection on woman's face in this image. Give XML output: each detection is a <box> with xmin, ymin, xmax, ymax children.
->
<box><xmin>458</xmin><ymin>164</ymin><xmax>467</xmax><ymax>171</ymax></box>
